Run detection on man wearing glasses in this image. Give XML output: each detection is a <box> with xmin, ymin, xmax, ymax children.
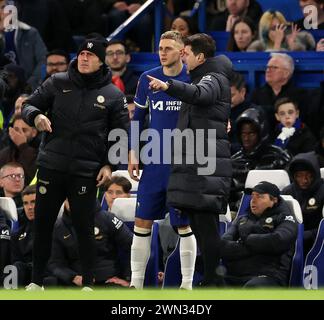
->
<box><xmin>45</xmin><ymin>50</ymin><xmax>70</xmax><ymax>78</ymax></box>
<box><xmin>105</xmin><ymin>39</ymin><xmax>139</xmax><ymax>95</ymax></box>
<box><xmin>0</xmin><ymin>162</ymin><xmax>25</xmax><ymax>219</ymax></box>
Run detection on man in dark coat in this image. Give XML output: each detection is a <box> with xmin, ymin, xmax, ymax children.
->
<box><xmin>22</xmin><ymin>38</ymin><xmax>129</xmax><ymax>290</ymax></box>
<box><xmin>48</xmin><ymin>200</ymin><xmax>132</xmax><ymax>287</ymax></box>
<box><xmin>282</xmin><ymin>152</ymin><xmax>324</xmax><ymax>255</ymax></box>
<box><xmin>221</xmin><ymin>181</ymin><xmax>298</xmax><ymax>287</ymax></box>
<box><xmin>11</xmin><ymin>185</ymin><xmax>36</xmax><ymax>286</ymax></box>
<box><xmin>147</xmin><ymin>33</ymin><xmax>233</xmax><ymax>286</ymax></box>
<box><xmin>231</xmin><ymin>107</ymin><xmax>291</xmax><ymax>196</ymax></box>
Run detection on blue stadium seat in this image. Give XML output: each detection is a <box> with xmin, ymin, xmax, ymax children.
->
<box><xmin>304</xmin><ymin>218</ymin><xmax>324</xmax><ymax>287</ymax></box>
<box><xmin>256</xmin><ymin>0</ymin><xmax>303</xmax><ymax>21</ymax></box>
<box><xmin>0</xmin><ymin>197</ymin><xmax>19</xmax><ymax>232</ymax></box>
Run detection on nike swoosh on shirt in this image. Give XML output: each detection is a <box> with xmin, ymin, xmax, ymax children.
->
<box><xmin>62</xmin><ymin>89</ymin><xmax>72</xmax><ymax>93</ymax></box>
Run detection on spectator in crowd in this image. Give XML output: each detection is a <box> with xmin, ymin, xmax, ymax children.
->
<box><xmin>104</xmin><ymin>176</ymin><xmax>131</xmax><ymax>211</ymax></box>
<box><xmin>128</xmin><ymin>31</ymin><xmax>197</xmax><ymax>290</ymax></box>
<box><xmin>295</xmin><ymin>0</ymin><xmax>324</xmax><ymax>30</ymax></box>
<box><xmin>11</xmin><ymin>185</ymin><xmax>36</xmax><ymax>286</ymax></box>
<box><xmin>45</xmin><ymin>50</ymin><xmax>70</xmax><ymax>78</ymax></box>
<box><xmin>229</xmin><ymin>71</ymin><xmax>257</xmax><ymax>154</ymax></box>
<box><xmin>170</xmin><ymin>16</ymin><xmax>199</xmax><ymax>37</ymax></box>
<box><xmin>105</xmin><ymin>39</ymin><xmax>139</xmax><ymax>95</ymax></box>
<box><xmin>147</xmin><ymin>33</ymin><xmax>233</xmax><ymax>287</ymax></box>
<box><xmin>313</xmin><ymin>126</ymin><xmax>324</xmax><ymax>167</ymax></box>
<box><xmin>251</xmin><ymin>53</ymin><xmax>317</xmax><ymax>134</ymax></box>
<box><xmin>247</xmin><ymin>10</ymin><xmax>315</xmax><ymax>51</ymax></box>
<box><xmin>316</xmin><ymin>38</ymin><xmax>324</xmax><ymax>51</ymax></box>
<box><xmin>209</xmin><ymin>0</ymin><xmax>263</xmax><ymax>31</ymax></box>
<box><xmin>0</xmin><ymin>207</ymin><xmax>10</xmax><ymax>285</ymax></box>
<box><xmin>282</xmin><ymin>152</ymin><xmax>324</xmax><ymax>254</ymax></box>
<box><xmin>0</xmin><ymin>0</ymin><xmax>47</xmax><ymax>90</ymax></box>
<box><xmin>22</xmin><ymin>38</ymin><xmax>129</xmax><ymax>291</ymax></box>
<box><xmin>16</xmin><ymin>0</ymin><xmax>74</xmax><ymax>51</ymax></box>
<box><xmin>231</xmin><ymin>108</ymin><xmax>291</xmax><ymax>207</ymax></box>
<box><xmin>273</xmin><ymin>97</ymin><xmax>316</xmax><ymax>156</ymax></box>
<box><xmin>227</xmin><ymin>16</ymin><xmax>257</xmax><ymax>51</ymax></box>
<box><xmin>221</xmin><ymin>181</ymin><xmax>298</xmax><ymax>287</ymax></box>
<box><xmin>0</xmin><ymin>94</ymin><xmax>30</xmax><ymax>152</ymax></box>
<box><xmin>48</xmin><ymin>199</ymin><xmax>132</xmax><ymax>287</ymax></box>
<box><xmin>0</xmin><ymin>162</ymin><xmax>25</xmax><ymax>213</ymax></box>
<box><xmin>0</xmin><ymin>116</ymin><xmax>38</xmax><ymax>184</ymax></box>
<box><xmin>14</xmin><ymin>94</ymin><xmax>29</xmax><ymax>118</ymax></box>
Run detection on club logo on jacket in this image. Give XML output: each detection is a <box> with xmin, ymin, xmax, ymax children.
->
<box><xmin>97</xmin><ymin>95</ymin><xmax>105</xmax><ymax>103</ymax></box>
<box><xmin>18</xmin><ymin>232</ymin><xmax>27</xmax><ymax>241</ymax></box>
<box><xmin>39</xmin><ymin>186</ymin><xmax>47</xmax><ymax>195</ymax></box>
<box><xmin>307</xmin><ymin>197</ymin><xmax>318</xmax><ymax>210</ymax></box>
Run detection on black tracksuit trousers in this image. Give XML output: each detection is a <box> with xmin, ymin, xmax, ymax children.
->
<box><xmin>32</xmin><ymin>167</ymin><xmax>97</xmax><ymax>286</ymax></box>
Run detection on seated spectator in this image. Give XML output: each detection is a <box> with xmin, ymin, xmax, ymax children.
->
<box><xmin>226</xmin><ymin>16</ymin><xmax>257</xmax><ymax>51</ymax></box>
<box><xmin>231</xmin><ymin>108</ymin><xmax>291</xmax><ymax>208</ymax></box>
<box><xmin>45</xmin><ymin>49</ymin><xmax>70</xmax><ymax>79</ymax></box>
<box><xmin>247</xmin><ymin>10</ymin><xmax>315</xmax><ymax>51</ymax></box>
<box><xmin>0</xmin><ymin>94</ymin><xmax>30</xmax><ymax>150</ymax></box>
<box><xmin>273</xmin><ymin>97</ymin><xmax>316</xmax><ymax>156</ymax></box>
<box><xmin>282</xmin><ymin>152</ymin><xmax>324</xmax><ymax>255</ymax></box>
<box><xmin>104</xmin><ymin>176</ymin><xmax>131</xmax><ymax>211</ymax></box>
<box><xmin>316</xmin><ymin>38</ymin><xmax>324</xmax><ymax>51</ymax></box>
<box><xmin>295</xmin><ymin>0</ymin><xmax>324</xmax><ymax>30</ymax></box>
<box><xmin>0</xmin><ymin>207</ymin><xmax>10</xmax><ymax>285</ymax></box>
<box><xmin>0</xmin><ymin>116</ymin><xmax>39</xmax><ymax>184</ymax></box>
<box><xmin>170</xmin><ymin>16</ymin><xmax>199</xmax><ymax>37</ymax></box>
<box><xmin>11</xmin><ymin>185</ymin><xmax>36</xmax><ymax>286</ymax></box>
<box><xmin>313</xmin><ymin>126</ymin><xmax>324</xmax><ymax>167</ymax></box>
<box><xmin>251</xmin><ymin>53</ymin><xmax>318</xmax><ymax>134</ymax></box>
<box><xmin>0</xmin><ymin>162</ymin><xmax>25</xmax><ymax>219</ymax></box>
<box><xmin>221</xmin><ymin>181</ymin><xmax>298</xmax><ymax>287</ymax></box>
<box><xmin>209</xmin><ymin>0</ymin><xmax>262</xmax><ymax>31</ymax></box>
<box><xmin>229</xmin><ymin>72</ymin><xmax>258</xmax><ymax>154</ymax></box>
<box><xmin>0</xmin><ymin>0</ymin><xmax>48</xmax><ymax>89</ymax></box>
<box><xmin>48</xmin><ymin>199</ymin><xmax>133</xmax><ymax>287</ymax></box>
<box><xmin>105</xmin><ymin>39</ymin><xmax>139</xmax><ymax>95</ymax></box>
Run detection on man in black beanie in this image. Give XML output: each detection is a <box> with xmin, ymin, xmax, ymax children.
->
<box><xmin>21</xmin><ymin>38</ymin><xmax>129</xmax><ymax>290</ymax></box>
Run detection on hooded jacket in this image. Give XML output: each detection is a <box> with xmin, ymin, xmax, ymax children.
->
<box><xmin>165</xmin><ymin>55</ymin><xmax>233</xmax><ymax>213</ymax></box>
<box><xmin>221</xmin><ymin>197</ymin><xmax>298</xmax><ymax>286</ymax></box>
<box><xmin>22</xmin><ymin>60</ymin><xmax>129</xmax><ymax>178</ymax></box>
<box><xmin>232</xmin><ymin>108</ymin><xmax>291</xmax><ymax>192</ymax></box>
<box><xmin>282</xmin><ymin>152</ymin><xmax>324</xmax><ymax>250</ymax></box>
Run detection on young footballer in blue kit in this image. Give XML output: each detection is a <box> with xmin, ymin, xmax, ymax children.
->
<box><xmin>128</xmin><ymin>31</ymin><xmax>197</xmax><ymax>290</ymax></box>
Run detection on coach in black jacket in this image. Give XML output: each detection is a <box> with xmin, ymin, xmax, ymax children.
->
<box><xmin>22</xmin><ymin>38</ymin><xmax>129</xmax><ymax>290</ymax></box>
<box><xmin>49</xmin><ymin>201</ymin><xmax>132</xmax><ymax>286</ymax></box>
<box><xmin>221</xmin><ymin>181</ymin><xmax>298</xmax><ymax>287</ymax></box>
<box><xmin>147</xmin><ymin>33</ymin><xmax>232</xmax><ymax>286</ymax></box>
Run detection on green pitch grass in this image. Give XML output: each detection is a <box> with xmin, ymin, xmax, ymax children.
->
<box><xmin>0</xmin><ymin>288</ymin><xmax>324</xmax><ymax>300</ymax></box>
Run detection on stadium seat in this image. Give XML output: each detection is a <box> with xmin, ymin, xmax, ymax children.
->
<box><xmin>0</xmin><ymin>197</ymin><xmax>19</xmax><ymax>232</ymax></box>
<box><xmin>281</xmin><ymin>195</ymin><xmax>304</xmax><ymax>287</ymax></box>
<box><xmin>245</xmin><ymin>169</ymin><xmax>291</xmax><ymax>190</ymax></box>
<box><xmin>111</xmin><ymin>197</ymin><xmax>160</xmax><ymax>287</ymax></box>
<box><xmin>320</xmin><ymin>168</ymin><xmax>324</xmax><ymax>179</ymax></box>
<box><xmin>256</xmin><ymin>0</ymin><xmax>303</xmax><ymax>21</ymax></box>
